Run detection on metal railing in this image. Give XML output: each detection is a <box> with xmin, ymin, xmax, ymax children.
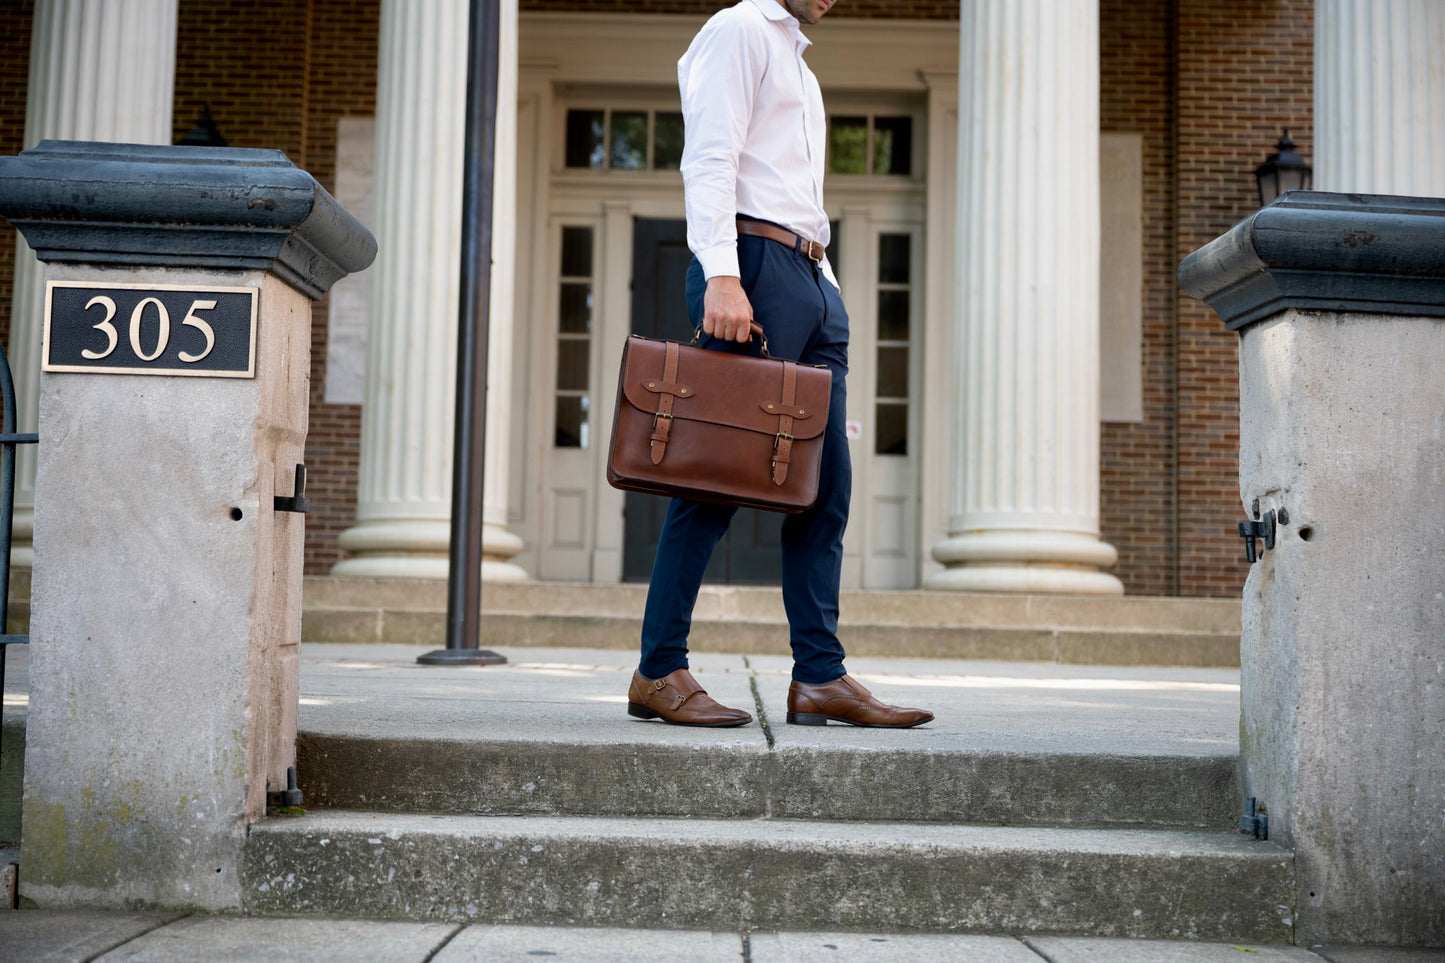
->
<box><xmin>0</xmin><ymin>341</ymin><xmax>38</xmax><ymax>763</ymax></box>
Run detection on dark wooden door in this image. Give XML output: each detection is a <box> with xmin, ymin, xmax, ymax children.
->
<box><xmin>621</xmin><ymin>218</ymin><xmax>782</xmax><ymax>584</ymax></box>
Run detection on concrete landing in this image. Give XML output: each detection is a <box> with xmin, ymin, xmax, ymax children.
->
<box><xmin>294</xmin><ymin>645</ymin><xmax>1241</xmax><ymax>827</ymax></box>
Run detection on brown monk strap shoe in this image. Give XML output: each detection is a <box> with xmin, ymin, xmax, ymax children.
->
<box><xmin>786</xmin><ymin>675</ymin><xmax>934</xmax><ymax>728</ymax></box>
<box><xmin>627</xmin><ymin>668</ymin><xmax>753</xmax><ymax>727</ymax></box>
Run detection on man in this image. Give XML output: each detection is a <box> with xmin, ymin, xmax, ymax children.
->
<box><xmin>625</xmin><ymin>0</ymin><xmax>934</xmax><ymax>730</ymax></box>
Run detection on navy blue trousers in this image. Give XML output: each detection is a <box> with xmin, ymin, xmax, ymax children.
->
<box><xmin>638</xmin><ymin>228</ymin><xmax>852</xmax><ymax>685</ymax></box>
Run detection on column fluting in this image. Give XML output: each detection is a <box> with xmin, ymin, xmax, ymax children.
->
<box><xmin>1314</xmin><ymin>0</ymin><xmax>1445</xmax><ymax>196</ymax></box>
<box><xmin>925</xmin><ymin>0</ymin><xmax>1123</xmax><ymax>594</ymax></box>
<box><xmin>334</xmin><ymin>0</ymin><xmax>526</xmax><ymax>581</ymax></box>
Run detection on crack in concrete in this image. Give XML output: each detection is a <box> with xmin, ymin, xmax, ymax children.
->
<box><xmin>743</xmin><ymin>656</ymin><xmax>774</xmax><ymax>750</ymax></box>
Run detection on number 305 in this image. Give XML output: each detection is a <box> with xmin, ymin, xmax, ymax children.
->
<box><xmin>80</xmin><ymin>295</ymin><xmax>218</xmax><ymax>364</ymax></box>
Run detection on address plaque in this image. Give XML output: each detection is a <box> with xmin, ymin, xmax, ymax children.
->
<box><xmin>43</xmin><ymin>281</ymin><xmax>258</xmax><ymax>378</ymax></box>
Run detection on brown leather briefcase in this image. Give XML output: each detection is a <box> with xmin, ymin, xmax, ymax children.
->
<box><xmin>606</xmin><ymin>326</ymin><xmax>832</xmax><ymax>513</ymax></box>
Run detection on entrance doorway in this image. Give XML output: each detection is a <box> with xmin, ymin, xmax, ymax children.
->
<box><xmin>620</xmin><ymin>218</ymin><xmax>783</xmax><ymax>584</ymax></box>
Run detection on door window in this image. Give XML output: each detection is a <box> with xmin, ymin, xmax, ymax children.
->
<box><xmin>555</xmin><ymin>225</ymin><xmax>595</xmax><ymax>449</ymax></box>
<box><xmin>875</xmin><ymin>232</ymin><xmax>913</xmax><ymax>456</ymax></box>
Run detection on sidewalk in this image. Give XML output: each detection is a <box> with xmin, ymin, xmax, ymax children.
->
<box><xmin>2</xmin><ymin>909</ymin><xmax>1442</xmax><ymax>962</ymax></box>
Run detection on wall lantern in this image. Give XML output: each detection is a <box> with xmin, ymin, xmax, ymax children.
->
<box><xmin>1254</xmin><ymin>128</ymin><xmax>1311</xmax><ymax>206</ymax></box>
<box><xmin>178</xmin><ymin>106</ymin><xmax>228</xmax><ymax>148</ymax></box>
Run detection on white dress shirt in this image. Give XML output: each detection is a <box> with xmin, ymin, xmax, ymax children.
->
<box><xmin>677</xmin><ymin>0</ymin><xmax>836</xmax><ymax>286</ymax></box>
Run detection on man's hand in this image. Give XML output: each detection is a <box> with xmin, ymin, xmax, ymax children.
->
<box><xmin>701</xmin><ymin>275</ymin><xmax>754</xmax><ymax>343</ymax></box>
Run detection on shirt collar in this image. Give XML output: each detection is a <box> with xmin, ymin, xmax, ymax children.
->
<box><xmin>743</xmin><ymin>0</ymin><xmax>812</xmax><ymax>47</ymax></box>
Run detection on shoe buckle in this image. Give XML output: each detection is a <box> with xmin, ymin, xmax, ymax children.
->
<box><xmin>652</xmin><ymin>679</ymin><xmax>667</xmax><ymax>691</ymax></box>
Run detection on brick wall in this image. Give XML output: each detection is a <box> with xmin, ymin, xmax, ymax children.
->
<box><xmin>1099</xmin><ymin>0</ymin><xmax>1177</xmax><ymax>596</ymax></box>
<box><xmin>1174</xmin><ymin>0</ymin><xmax>1313</xmax><ymax>596</ymax></box>
<box><xmin>172</xmin><ymin>1</ymin><xmax>308</xmax><ymax>157</ymax></box>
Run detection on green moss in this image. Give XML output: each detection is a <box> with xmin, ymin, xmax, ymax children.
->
<box><xmin>22</xmin><ymin>799</ymin><xmax>121</xmax><ymax>888</ymax></box>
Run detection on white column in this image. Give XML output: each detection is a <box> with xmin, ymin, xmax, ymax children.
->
<box><xmin>8</xmin><ymin>0</ymin><xmax>177</xmax><ymax>567</ymax></box>
<box><xmin>334</xmin><ymin>0</ymin><xmax>526</xmax><ymax>581</ymax></box>
<box><xmin>925</xmin><ymin>0</ymin><xmax>1123</xmax><ymax>595</ymax></box>
<box><xmin>1314</xmin><ymin>0</ymin><xmax>1445</xmax><ymax>196</ymax></box>
<box><xmin>480</xmin><ymin>0</ymin><xmax>526</xmax><ymax>582</ymax></box>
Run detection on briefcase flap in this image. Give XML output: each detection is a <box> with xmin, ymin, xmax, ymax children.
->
<box><xmin>618</xmin><ymin>336</ymin><xmax>829</xmax><ymax>441</ymax></box>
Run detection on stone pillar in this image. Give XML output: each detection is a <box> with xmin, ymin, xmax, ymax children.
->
<box><xmin>925</xmin><ymin>0</ymin><xmax>1122</xmax><ymax>595</ymax></box>
<box><xmin>1180</xmin><ymin>192</ymin><xmax>1445</xmax><ymax>945</ymax></box>
<box><xmin>7</xmin><ymin>0</ymin><xmax>178</xmax><ymax>568</ymax></box>
<box><xmin>1314</xmin><ymin>0</ymin><xmax>1445</xmax><ymax>196</ymax></box>
<box><xmin>0</xmin><ymin>141</ymin><xmax>375</xmax><ymax>910</ymax></box>
<box><xmin>333</xmin><ymin>0</ymin><xmax>525</xmax><ymax>581</ymax></box>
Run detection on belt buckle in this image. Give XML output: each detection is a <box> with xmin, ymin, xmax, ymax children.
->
<box><xmin>803</xmin><ymin>238</ymin><xmax>823</xmax><ymax>263</ymax></box>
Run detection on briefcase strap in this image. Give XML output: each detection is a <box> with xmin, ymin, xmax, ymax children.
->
<box><xmin>649</xmin><ymin>341</ymin><xmax>682</xmax><ymax>465</ymax></box>
<box><xmin>771</xmin><ymin>361</ymin><xmax>797</xmax><ymax>486</ymax></box>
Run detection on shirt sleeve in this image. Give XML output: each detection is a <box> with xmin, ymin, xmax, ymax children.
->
<box><xmin>677</xmin><ymin>11</ymin><xmax>768</xmax><ymax>280</ymax></box>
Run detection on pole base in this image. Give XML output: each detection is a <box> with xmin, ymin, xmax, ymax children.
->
<box><xmin>416</xmin><ymin>648</ymin><xmax>508</xmax><ymax>666</ymax></box>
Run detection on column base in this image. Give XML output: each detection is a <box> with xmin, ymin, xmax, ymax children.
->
<box><xmin>333</xmin><ymin>518</ymin><xmax>449</xmax><ymax>580</ymax></box>
<box><xmin>482</xmin><ymin>522</ymin><xmax>527</xmax><ymax>583</ymax></box>
<box><xmin>926</xmin><ymin>529</ymin><xmax>1125</xmax><ymax>595</ymax></box>
<box><xmin>332</xmin><ymin>517</ymin><xmax>530</xmax><ymax>582</ymax></box>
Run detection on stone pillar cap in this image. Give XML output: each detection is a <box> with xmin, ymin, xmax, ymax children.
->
<box><xmin>1178</xmin><ymin>191</ymin><xmax>1445</xmax><ymax>331</ymax></box>
<box><xmin>0</xmin><ymin>140</ymin><xmax>377</xmax><ymax>299</ymax></box>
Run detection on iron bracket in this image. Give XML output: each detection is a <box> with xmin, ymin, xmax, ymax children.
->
<box><xmin>1239</xmin><ymin>796</ymin><xmax>1269</xmax><ymax>839</ymax></box>
<box><xmin>274</xmin><ymin>463</ymin><xmax>311</xmax><ymax>515</ymax></box>
<box><xmin>266</xmin><ymin>765</ymin><xmax>303</xmax><ymax>809</ymax></box>
<box><xmin>1239</xmin><ymin>509</ymin><xmax>1276</xmax><ymax>563</ymax></box>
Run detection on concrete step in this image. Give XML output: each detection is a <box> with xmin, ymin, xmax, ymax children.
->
<box><xmin>242</xmin><ymin>810</ymin><xmax>1295</xmax><ymax>942</ymax></box>
<box><xmin>301</xmin><ymin>577</ymin><xmax>1243</xmax><ymax>667</ymax></box>
<box><xmin>297</xmin><ymin>732</ymin><xmax>1237</xmax><ymax>830</ymax></box>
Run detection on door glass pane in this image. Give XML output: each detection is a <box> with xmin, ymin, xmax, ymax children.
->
<box><xmin>565</xmin><ymin>110</ymin><xmax>605</xmax><ymax>169</ymax></box>
<box><xmin>828</xmin><ymin>116</ymin><xmax>868</xmax><ymax>174</ymax></box>
<box><xmin>873</xmin><ymin>116</ymin><xmax>913</xmax><ymax>176</ymax></box>
<box><xmin>610</xmin><ymin>111</ymin><xmax>648</xmax><ymax>170</ymax></box>
<box><xmin>875</xmin><ymin>402</ymin><xmax>907</xmax><ymax>455</ymax></box>
<box><xmin>555</xmin><ymin>396</ymin><xmax>586</xmax><ymax>448</ymax></box>
<box><xmin>561</xmin><ymin>226</ymin><xmax>593</xmax><ymax>277</ymax></box>
<box><xmin>878</xmin><ymin>290</ymin><xmax>910</xmax><ymax>342</ymax></box>
<box><xmin>556</xmin><ymin>339</ymin><xmax>590</xmax><ymax>392</ymax></box>
<box><xmin>878</xmin><ymin>233</ymin><xmax>910</xmax><ymax>285</ymax></box>
<box><xmin>558</xmin><ymin>283</ymin><xmax>591</xmax><ymax>334</ymax></box>
<box><xmin>654</xmin><ymin>112</ymin><xmax>685</xmax><ymax>170</ymax></box>
<box><xmin>876</xmin><ymin>345</ymin><xmax>909</xmax><ymax>399</ymax></box>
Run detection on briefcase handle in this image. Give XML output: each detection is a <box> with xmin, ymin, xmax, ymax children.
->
<box><xmin>689</xmin><ymin>322</ymin><xmax>770</xmax><ymax>359</ymax></box>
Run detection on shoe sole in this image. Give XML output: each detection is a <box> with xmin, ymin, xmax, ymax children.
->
<box><xmin>627</xmin><ymin>702</ymin><xmax>752</xmax><ymax>728</ymax></box>
<box><xmin>786</xmin><ymin>711</ymin><xmax>933</xmax><ymax>729</ymax></box>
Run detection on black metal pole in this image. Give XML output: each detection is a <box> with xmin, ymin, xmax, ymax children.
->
<box><xmin>419</xmin><ymin>0</ymin><xmax>505</xmax><ymax>666</ymax></box>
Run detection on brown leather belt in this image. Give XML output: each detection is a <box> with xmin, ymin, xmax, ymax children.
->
<box><xmin>736</xmin><ymin>218</ymin><xmax>825</xmax><ymax>263</ymax></box>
